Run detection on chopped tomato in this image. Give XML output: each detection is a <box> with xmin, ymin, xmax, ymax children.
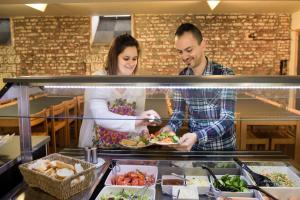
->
<box><xmin>138</xmin><ymin>179</ymin><xmax>145</xmax><ymax>186</ymax></box>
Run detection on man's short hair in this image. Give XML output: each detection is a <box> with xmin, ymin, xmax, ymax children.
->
<box><xmin>175</xmin><ymin>23</ymin><xmax>203</xmax><ymax>44</ymax></box>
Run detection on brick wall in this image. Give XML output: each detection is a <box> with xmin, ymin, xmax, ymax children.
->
<box><xmin>12</xmin><ymin>16</ymin><xmax>90</xmax><ymax>76</ymax></box>
<box><xmin>134</xmin><ymin>14</ymin><xmax>291</xmax><ymax>75</ymax></box>
<box><xmin>0</xmin><ymin>46</ymin><xmax>19</xmax><ymax>88</ymax></box>
<box><xmin>0</xmin><ymin>14</ymin><xmax>291</xmax><ymax>83</ymax></box>
<box><xmin>86</xmin><ymin>44</ymin><xmax>109</xmax><ymax>75</ymax></box>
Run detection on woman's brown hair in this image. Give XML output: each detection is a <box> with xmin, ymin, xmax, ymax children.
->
<box><xmin>105</xmin><ymin>33</ymin><xmax>140</xmax><ymax>75</ymax></box>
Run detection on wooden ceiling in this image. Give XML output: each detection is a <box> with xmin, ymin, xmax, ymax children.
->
<box><xmin>0</xmin><ymin>0</ymin><xmax>300</xmax><ymax>16</ymax></box>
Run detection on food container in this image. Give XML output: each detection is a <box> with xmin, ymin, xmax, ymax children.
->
<box><xmin>19</xmin><ymin>153</ymin><xmax>96</xmax><ymax>200</ymax></box>
<box><xmin>216</xmin><ymin>197</ymin><xmax>260</xmax><ymax>200</ymax></box>
<box><xmin>193</xmin><ymin>161</ymin><xmax>238</xmax><ymax>169</ymax></box>
<box><xmin>172</xmin><ymin>185</ymin><xmax>199</xmax><ymax>200</ymax></box>
<box><xmin>245</xmin><ymin>166</ymin><xmax>300</xmax><ymax>200</ymax></box>
<box><xmin>161</xmin><ymin>175</ymin><xmax>185</xmax><ymax>195</ymax></box>
<box><xmin>96</xmin><ymin>186</ymin><xmax>156</xmax><ymax>200</ymax></box>
<box><xmin>186</xmin><ymin>175</ymin><xmax>210</xmax><ymax>194</ymax></box>
<box><xmin>210</xmin><ymin>175</ymin><xmax>254</xmax><ymax>198</ymax></box>
<box><xmin>105</xmin><ymin>164</ymin><xmax>158</xmax><ymax>188</ymax></box>
<box><xmin>215</xmin><ymin>190</ymin><xmax>263</xmax><ymax>200</ymax></box>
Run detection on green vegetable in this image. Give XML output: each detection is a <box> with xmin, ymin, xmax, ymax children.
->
<box><xmin>172</xmin><ymin>135</ymin><xmax>179</xmax><ymax>143</ymax></box>
<box><xmin>99</xmin><ymin>189</ymin><xmax>150</xmax><ymax>200</ymax></box>
<box><xmin>214</xmin><ymin>174</ymin><xmax>249</xmax><ymax>192</ymax></box>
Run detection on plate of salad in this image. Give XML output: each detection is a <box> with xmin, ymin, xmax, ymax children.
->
<box><xmin>96</xmin><ymin>186</ymin><xmax>155</xmax><ymax>200</ymax></box>
<box><xmin>119</xmin><ymin>135</ymin><xmax>152</xmax><ymax>149</ymax></box>
<box><xmin>149</xmin><ymin>131</ymin><xmax>180</xmax><ymax>145</ymax></box>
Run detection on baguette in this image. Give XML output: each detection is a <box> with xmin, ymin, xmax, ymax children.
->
<box><xmin>55</xmin><ymin>161</ymin><xmax>75</xmax><ymax>171</ymax></box>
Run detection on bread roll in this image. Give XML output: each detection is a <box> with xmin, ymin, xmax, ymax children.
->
<box><xmin>56</xmin><ymin>168</ymin><xmax>74</xmax><ymax>179</ymax></box>
<box><xmin>74</xmin><ymin>163</ymin><xmax>84</xmax><ymax>174</ymax></box>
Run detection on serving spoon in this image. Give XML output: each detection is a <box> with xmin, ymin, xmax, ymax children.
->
<box><xmin>233</xmin><ymin>158</ymin><xmax>277</xmax><ymax>187</ymax></box>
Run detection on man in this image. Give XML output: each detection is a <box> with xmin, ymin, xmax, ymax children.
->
<box><xmin>162</xmin><ymin>23</ymin><xmax>236</xmax><ymax>151</ymax></box>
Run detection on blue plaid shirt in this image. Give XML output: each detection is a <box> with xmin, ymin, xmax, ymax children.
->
<box><xmin>168</xmin><ymin>57</ymin><xmax>236</xmax><ymax>151</ymax></box>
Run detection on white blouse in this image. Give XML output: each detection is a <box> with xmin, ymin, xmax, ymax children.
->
<box><xmin>78</xmin><ymin>70</ymin><xmax>146</xmax><ymax>147</ymax></box>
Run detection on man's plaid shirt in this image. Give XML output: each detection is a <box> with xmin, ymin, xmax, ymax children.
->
<box><xmin>168</xmin><ymin>57</ymin><xmax>236</xmax><ymax>151</ymax></box>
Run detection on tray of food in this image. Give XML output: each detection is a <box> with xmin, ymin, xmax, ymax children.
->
<box><xmin>245</xmin><ymin>165</ymin><xmax>300</xmax><ymax>200</ymax></box>
<box><xmin>95</xmin><ymin>186</ymin><xmax>156</xmax><ymax>200</ymax></box>
<box><xmin>105</xmin><ymin>164</ymin><xmax>157</xmax><ymax>187</ymax></box>
<box><xmin>150</xmin><ymin>131</ymin><xmax>179</xmax><ymax>145</ymax></box>
<box><xmin>186</xmin><ymin>175</ymin><xmax>210</xmax><ymax>194</ymax></box>
<box><xmin>119</xmin><ymin>135</ymin><xmax>152</xmax><ymax>149</ymax></box>
<box><xmin>19</xmin><ymin>153</ymin><xmax>96</xmax><ymax>200</ymax></box>
<box><xmin>210</xmin><ymin>174</ymin><xmax>254</xmax><ymax>198</ymax></box>
<box><xmin>161</xmin><ymin>175</ymin><xmax>185</xmax><ymax>195</ymax></box>
<box><xmin>161</xmin><ymin>174</ymin><xmax>210</xmax><ymax>196</ymax></box>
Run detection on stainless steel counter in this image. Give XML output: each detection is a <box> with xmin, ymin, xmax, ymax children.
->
<box><xmin>0</xmin><ymin>136</ymin><xmax>50</xmax><ymax>175</ymax></box>
<box><xmin>0</xmin><ymin>135</ymin><xmax>50</xmax><ymax>198</ymax></box>
<box><xmin>5</xmin><ymin>148</ymin><xmax>299</xmax><ymax>200</ymax></box>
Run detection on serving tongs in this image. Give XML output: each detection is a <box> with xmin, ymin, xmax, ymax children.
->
<box><xmin>246</xmin><ymin>185</ymin><xmax>279</xmax><ymax>200</ymax></box>
<box><xmin>201</xmin><ymin>165</ymin><xmax>237</xmax><ymax>192</ymax></box>
<box><xmin>128</xmin><ymin>177</ymin><xmax>151</xmax><ymax>200</ymax></box>
<box><xmin>147</xmin><ymin>114</ymin><xmax>162</xmax><ymax>125</ymax></box>
<box><xmin>233</xmin><ymin>158</ymin><xmax>277</xmax><ymax>187</ymax></box>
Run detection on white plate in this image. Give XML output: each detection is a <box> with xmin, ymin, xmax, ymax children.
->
<box><xmin>119</xmin><ymin>141</ymin><xmax>153</xmax><ymax>149</ymax></box>
<box><xmin>95</xmin><ymin>186</ymin><xmax>155</xmax><ymax>200</ymax></box>
<box><xmin>94</xmin><ymin>158</ymin><xmax>106</xmax><ymax>168</ymax></box>
<box><xmin>150</xmin><ymin>140</ymin><xmax>179</xmax><ymax>146</ymax></box>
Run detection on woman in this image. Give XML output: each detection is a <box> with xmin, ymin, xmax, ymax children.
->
<box><xmin>78</xmin><ymin>33</ymin><xmax>160</xmax><ymax>148</ymax></box>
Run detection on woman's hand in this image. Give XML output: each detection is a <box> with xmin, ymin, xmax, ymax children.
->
<box><xmin>135</xmin><ymin>110</ymin><xmax>161</xmax><ymax>127</ymax></box>
<box><xmin>159</xmin><ymin>125</ymin><xmax>173</xmax><ymax>134</ymax></box>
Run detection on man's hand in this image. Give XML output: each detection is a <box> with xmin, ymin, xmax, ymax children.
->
<box><xmin>169</xmin><ymin>132</ymin><xmax>198</xmax><ymax>151</ymax></box>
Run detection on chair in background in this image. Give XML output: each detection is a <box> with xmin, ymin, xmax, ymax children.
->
<box><xmin>30</xmin><ymin>109</ymin><xmax>49</xmax><ymax>151</ymax></box>
<box><xmin>0</xmin><ymin>99</ymin><xmax>17</xmax><ymax>108</ymax></box>
<box><xmin>33</xmin><ymin>92</ymin><xmax>48</xmax><ymax>99</ymax></box>
<box><xmin>49</xmin><ymin>102</ymin><xmax>68</xmax><ymax>153</ymax></box>
<box><xmin>64</xmin><ymin>98</ymin><xmax>78</xmax><ymax>146</ymax></box>
<box><xmin>246</xmin><ymin>131</ymin><xmax>270</xmax><ymax>151</ymax></box>
<box><xmin>76</xmin><ymin>96</ymin><xmax>84</xmax><ymax>133</ymax></box>
<box><xmin>270</xmin><ymin>125</ymin><xmax>296</xmax><ymax>158</ymax></box>
<box><xmin>30</xmin><ymin>108</ymin><xmax>49</xmax><ymax>136</ymax></box>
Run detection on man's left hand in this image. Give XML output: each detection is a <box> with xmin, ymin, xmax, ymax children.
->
<box><xmin>169</xmin><ymin>132</ymin><xmax>198</xmax><ymax>151</ymax></box>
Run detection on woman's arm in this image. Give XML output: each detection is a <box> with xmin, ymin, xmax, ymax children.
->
<box><xmin>90</xmin><ymin>98</ymin><xmax>137</xmax><ymax>133</ymax></box>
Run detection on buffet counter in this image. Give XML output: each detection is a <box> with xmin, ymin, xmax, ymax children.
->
<box><xmin>0</xmin><ymin>136</ymin><xmax>50</xmax><ymax>198</ymax></box>
<box><xmin>5</xmin><ymin>148</ymin><xmax>300</xmax><ymax>200</ymax></box>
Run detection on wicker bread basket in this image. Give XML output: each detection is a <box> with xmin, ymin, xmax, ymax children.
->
<box><xmin>19</xmin><ymin>153</ymin><xmax>96</xmax><ymax>200</ymax></box>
